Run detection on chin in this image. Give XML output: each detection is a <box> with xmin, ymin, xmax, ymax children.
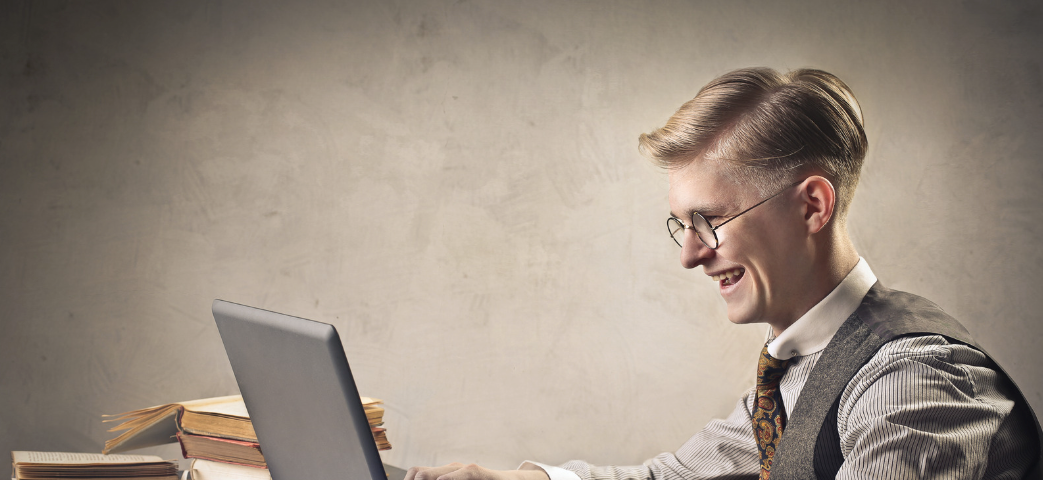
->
<box><xmin>724</xmin><ymin>309</ymin><xmax>759</xmax><ymax>325</ymax></box>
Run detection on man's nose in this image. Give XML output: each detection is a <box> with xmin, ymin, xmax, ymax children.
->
<box><xmin>680</xmin><ymin>230</ymin><xmax>714</xmax><ymax>269</ymax></box>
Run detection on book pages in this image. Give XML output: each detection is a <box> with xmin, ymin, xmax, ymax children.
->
<box><xmin>102</xmin><ymin>406</ymin><xmax>181</xmax><ymax>454</ymax></box>
<box><xmin>12</xmin><ymin>452</ymin><xmax>167</xmax><ymax>464</ymax></box>
<box><xmin>179</xmin><ymin>396</ymin><xmax>249</xmax><ymax>417</ymax></box>
<box><xmin>188</xmin><ymin>459</ymin><xmax>271</xmax><ymax>480</ymax></box>
<box><xmin>11</xmin><ymin>451</ymin><xmax>177</xmax><ymax>480</ymax></box>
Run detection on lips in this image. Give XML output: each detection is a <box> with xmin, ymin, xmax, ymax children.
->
<box><xmin>711</xmin><ymin>268</ymin><xmax>745</xmax><ymax>286</ymax></box>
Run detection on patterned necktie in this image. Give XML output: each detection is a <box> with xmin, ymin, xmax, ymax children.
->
<box><xmin>753</xmin><ymin>344</ymin><xmax>790</xmax><ymax>480</ymax></box>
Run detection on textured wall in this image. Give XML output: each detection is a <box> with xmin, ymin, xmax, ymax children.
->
<box><xmin>1</xmin><ymin>0</ymin><xmax>1041</xmax><ymax>471</ymax></box>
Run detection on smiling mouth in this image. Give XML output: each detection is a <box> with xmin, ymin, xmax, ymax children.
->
<box><xmin>712</xmin><ymin>268</ymin><xmax>745</xmax><ymax>286</ymax></box>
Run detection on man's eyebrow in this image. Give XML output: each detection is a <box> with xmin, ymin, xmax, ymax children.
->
<box><xmin>671</xmin><ymin>200</ymin><xmax>728</xmax><ymax>219</ymax></box>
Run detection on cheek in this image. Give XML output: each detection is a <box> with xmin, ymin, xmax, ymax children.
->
<box><xmin>714</xmin><ymin>240</ymin><xmax>756</xmax><ymax>272</ymax></box>
<box><xmin>717</xmin><ymin>233</ymin><xmax>782</xmax><ymax>280</ymax></box>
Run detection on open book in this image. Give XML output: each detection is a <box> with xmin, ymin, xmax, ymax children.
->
<box><xmin>11</xmin><ymin>451</ymin><xmax>178</xmax><ymax>480</ymax></box>
<box><xmin>103</xmin><ymin>395</ymin><xmax>388</xmax><ymax>454</ymax></box>
<box><xmin>103</xmin><ymin>395</ymin><xmax>253</xmax><ymax>454</ymax></box>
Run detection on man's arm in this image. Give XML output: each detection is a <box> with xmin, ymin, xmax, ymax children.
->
<box><xmin>406</xmin><ymin>463</ymin><xmax>549</xmax><ymax>480</ymax></box>
<box><xmin>564</xmin><ymin>392</ymin><xmax>763</xmax><ymax>479</ymax></box>
<box><xmin>836</xmin><ymin>335</ymin><xmax>1035</xmax><ymax>479</ymax></box>
<box><xmin>407</xmin><ymin>390</ymin><xmax>761</xmax><ymax>480</ymax></box>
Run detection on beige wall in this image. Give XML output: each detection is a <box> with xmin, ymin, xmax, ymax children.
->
<box><xmin>2</xmin><ymin>0</ymin><xmax>1041</xmax><ymax>471</ymax></box>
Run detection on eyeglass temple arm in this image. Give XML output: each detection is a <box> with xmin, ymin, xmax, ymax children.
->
<box><xmin>710</xmin><ymin>180</ymin><xmax>803</xmax><ymax>231</ymax></box>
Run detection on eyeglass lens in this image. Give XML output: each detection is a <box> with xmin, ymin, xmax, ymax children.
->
<box><xmin>667</xmin><ymin>214</ymin><xmax>718</xmax><ymax>249</ymax></box>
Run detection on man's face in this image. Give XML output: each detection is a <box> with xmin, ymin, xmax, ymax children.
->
<box><xmin>668</xmin><ymin>157</ymin><xmax>811</xmax><ymax>327</ymax></box>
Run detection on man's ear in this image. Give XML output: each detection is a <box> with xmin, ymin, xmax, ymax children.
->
<box><xmin>799</xmin><ymin>176</ymin><xmax>836</xmax><ymax>234</ymax></box>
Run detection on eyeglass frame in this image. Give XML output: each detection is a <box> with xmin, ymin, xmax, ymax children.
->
<box><xmin>667</xmin><ymin>180</ymin><xmax>804</xmax><ymax>250</ymax></box>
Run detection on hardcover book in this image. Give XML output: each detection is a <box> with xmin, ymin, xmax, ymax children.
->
<box><xmin>177</xmin><ymin>432</ymin><xmax>265</xmax><ymax>468</ymax></box>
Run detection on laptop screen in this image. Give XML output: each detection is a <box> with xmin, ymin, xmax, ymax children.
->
<box><xmin>212</xmin><ymin>299</ymin><xmax>388</xmax><ymax>480</ymax></box>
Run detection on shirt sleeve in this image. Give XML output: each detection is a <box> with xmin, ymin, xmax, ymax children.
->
<box><xmin>835</xmin><ymin>335</ymin><xmax>1035</xmax><ymax>479</ymax></box>
<box><xmin>525</xmin><ymin>390</ymin><xmax>761</xmax><ymax>480</ymax></box>
<box><xmin>519</xmin><ymin>461</ymin><xmax>582</xmax><ymax>480</ymax></box>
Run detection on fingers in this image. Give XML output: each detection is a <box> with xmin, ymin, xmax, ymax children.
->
<box><xmin>404</xmin><ymin>462</ymin><xmax>466</xmax><ymax>480</ymax></box>
<box><xmin>433</xmin><ymin>463</ymin><xmax>496</xmax><ymax>480</ymax></box>
<box><xmin>405</xmin><ymin>463</ymin><xmax>500</xmax><ymax>480</ymax></box>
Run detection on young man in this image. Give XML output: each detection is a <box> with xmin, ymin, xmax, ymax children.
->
<box><xmin>406</xmin><ymin>68</ymin><xmax>1041</xmax><ymax>480</ymax></box>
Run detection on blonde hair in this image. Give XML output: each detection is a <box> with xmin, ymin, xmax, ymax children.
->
<box><xmin>639</xmin><ymin>67</ymin><xmax>868</xmax><ymax>220</ymax></box>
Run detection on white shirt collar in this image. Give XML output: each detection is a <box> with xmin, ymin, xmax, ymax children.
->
<box><xmin>766</xmin><ymin>257</ymin><xmax>877</xmax><ymax>360</ymax></box>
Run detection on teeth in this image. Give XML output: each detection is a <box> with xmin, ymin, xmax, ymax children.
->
<box><xmin>712</xmin><ymin>269</ymin><xmax>744</xmax><ymax>282</ymax></box>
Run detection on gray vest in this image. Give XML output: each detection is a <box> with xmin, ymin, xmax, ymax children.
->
<box><xmin>770</xmin><ymin>282</ymin><xmax>1042</xmax><ymax>479</ymax></box>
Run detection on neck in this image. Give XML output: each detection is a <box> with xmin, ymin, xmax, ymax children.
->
<box><xmin>769</xmin><ymin>226</ymin><xmax>859</xmax><ymax>336</ymax></box>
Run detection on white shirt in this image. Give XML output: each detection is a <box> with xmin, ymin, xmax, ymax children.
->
<box><xmin>766</xmin><ymin>258</ymin><xmax>875</xmax><ymax>360</ymax></box>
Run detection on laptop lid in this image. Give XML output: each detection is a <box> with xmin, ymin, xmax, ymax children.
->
<box><xmin>212</xmin><ymin>299</ymin><xmax>386</xmax><ymax>480</ymax></box>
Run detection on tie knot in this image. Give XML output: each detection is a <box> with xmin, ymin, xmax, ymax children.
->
<box><xmin>757</xmin><ymin>344</ymin><xmax>789</xmax><ymax>388</ymax></box>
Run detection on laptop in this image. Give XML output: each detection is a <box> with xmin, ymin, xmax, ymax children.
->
<box><xmin>211</xmin><ymin>299</ymin><xmax>406</xmax><ymax>480</ymax></box>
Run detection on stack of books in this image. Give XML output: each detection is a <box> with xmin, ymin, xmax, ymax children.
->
<box><xmin>103</xmin><ymin>395</ymin><xmax>390</xmax><ymax>477</ymax></box>
<box><xmin>367</xmin><ymin>401</ymin><xmax>391</xmax><ymax>451</ymax></box>
<box><xmin>11</xmin><ymin>451</ymin><xmax>178</xmax><ymax>480</ymax></box>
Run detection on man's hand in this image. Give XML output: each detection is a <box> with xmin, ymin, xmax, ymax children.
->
<box><xmin>405</xmin><ymin>462</ymin><xmax>549</xmax><ymax>480</ymax></box>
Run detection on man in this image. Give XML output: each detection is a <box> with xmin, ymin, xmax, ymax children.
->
<box><xmin>406</xmin><ymin>67</ymin><xmax>1041</xmax><ymax>480</ymax></box>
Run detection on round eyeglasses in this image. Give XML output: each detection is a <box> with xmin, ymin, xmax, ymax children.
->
<box><xmin>667</xmin><ymin>180</ymin><xmax>803</xmax><ymax>250</ymax></box>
